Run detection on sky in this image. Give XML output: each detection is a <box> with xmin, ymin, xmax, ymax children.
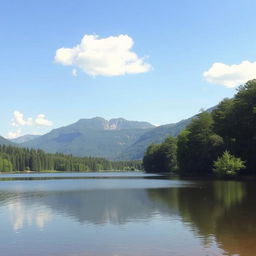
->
<box><xmin>1</xmin><ymin>0</ymin><xmax>256</xmax><ymax>138</ymax></box>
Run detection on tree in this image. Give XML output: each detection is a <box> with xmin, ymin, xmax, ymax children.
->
<box><xmin>0</xmin><ymin>157</ymin><xmax>13</xmax><ymax>172</ymax></box>
<box><xmin>0</xmin><ymin>145</ymin><xmax>141</xmax><ymax>172</ymax></box>
<box><xmin>213</xmin><ymin>151</ymin><xmax>245</xmax><ymax>178</ymax></box>
<box><xmin>159</xmin><ymin>137</ymin><xmax>177</xmax><ymax>172</ymax></box>
<box><xmin>212</xmin><ymin>79</ymin><xmax>256</xmax><ymax>173</ymax></box>
<box><xmin>177</xmin><ymin>112</ymin><xmax>223</xmax><ymax>175</ymax></box>
<box><xmin>143</xmin><ymin>137</ymin><xmax>177</xmax><ymax>173</ymax></box>
<box><xmin>143</xmin><ymin>144</ymin><xmax>162</xmax><ymax>172</ymax></box>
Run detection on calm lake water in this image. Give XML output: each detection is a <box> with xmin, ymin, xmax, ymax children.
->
<box><xmin>0</xmin><ymin>172</ymin><xmax>255</xmax><ymax>256</ymax></box>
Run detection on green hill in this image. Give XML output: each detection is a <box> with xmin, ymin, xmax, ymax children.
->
<box><xmin>0</xmin><ymin>136</ymin><xmax>14</xmax><ymax>146</ymax></box>
<box><xmin>22</xmin><ymin>117</ymin><xmax>155</xmax><ymax>159</ymax></box>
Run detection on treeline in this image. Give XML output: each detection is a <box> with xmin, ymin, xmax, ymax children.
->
<box><xmin>0</xmin><ymin>145</ymin><xmax>142</xmax><ymax>172</ymax></box>
<box><xmin>143</xmin><ymin>79</ymin><xmax>256</xmax><ymax>177</ymax></box>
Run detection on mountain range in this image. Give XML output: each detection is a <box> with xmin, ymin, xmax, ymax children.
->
<box><xmin>2</xmin><ymin>113</ymin><xmax>204</xmax><ymax>160</ymax></box>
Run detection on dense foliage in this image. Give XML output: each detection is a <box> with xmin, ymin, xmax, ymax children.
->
<box><xmin>213</xmin><ymin>151</ymin><xmax>245</xmax><ymax>178</ymax></box>
<box><xmin>143</xmin><ymin>137</ymin><xmax>177</xmax><ymax>172</ymax></box>
<box><xmin>0</xmin><ymin>157</ymin><xmax>12</xmax><ymax>172</ymax></box>
<box><xmin>143</xmin><ymin>79</ymin><xmax>256</xmax><ymax>176</ymax></box>
<box><xmin>0</xmin><ymin>145</ymin><xmax>142</xmax><ymax>172</ymax></box>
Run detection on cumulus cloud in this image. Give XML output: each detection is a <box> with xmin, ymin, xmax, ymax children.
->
<box><xmin>7</xmin><ymin>111</ymin><xmax>53</xmax><ymax>139</ymax></box>
<box><xmin>10</xmin><ymin>111</ymin><xmax>53</xmax><ymax>128</ymax></box>
<box><xmin>35</xmin><ymin>114</ymin><xmax>53</xmax><ymax>126</ymax></box>
<box><xmin>54</xmin><ymin>34</ymin><xmax>152</xmax><ymax>76</ymax></box>
<box><xmin>11</xmin><ymin>111</ymin><xmax>33</xmax><ymax>126</ymax></box>
<box><xmin>203</xmin><ymin>60</ymin><xmax>256</xmax><ymax>88</ymax></box>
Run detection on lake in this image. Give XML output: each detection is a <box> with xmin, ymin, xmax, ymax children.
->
<box><xmin>0</xmin><ymin>172</ymin><xmax>255</xmax><ymax>256</ymax></box>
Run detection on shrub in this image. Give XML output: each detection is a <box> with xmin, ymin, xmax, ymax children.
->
<box><xmin>213</xmin><ymin>151</ymin><xmax>245</xmax><ymax>178</ymax></box>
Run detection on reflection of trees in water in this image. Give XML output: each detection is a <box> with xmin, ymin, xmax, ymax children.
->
<box><xmin>214</xmin><ymin>181</ymin><xmax>245</xmax><ymax>209</ymax></box>
<box><xmin>147</xmin><ymin>188</ymin><xmax>179</xmax><ymax>210</ymax></box>
<box><xmin>1</xmin><ymin>180</ymin><xmax>255</xmax><ymax>256</ymax></box>
<box><xmin>148</xmin><ymin>180</ymin><xmax>256</xmax><ymax>256</ymax></box>
<box><xmin>214</xmin><ymin>184</ymin><xmax>256</xmax><ymax>256</ymax></box>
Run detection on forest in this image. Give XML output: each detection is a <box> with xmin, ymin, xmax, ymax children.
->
<box><xmin>143</xmin><ymin>79</ymin><xmax>256</xmax><ymax>177</ymax></box>
<box><xmin>0</xmin><ymin>145</ymin><xmax>142</xmax><ymax>172</ymax></box>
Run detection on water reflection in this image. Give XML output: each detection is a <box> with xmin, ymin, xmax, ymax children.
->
<box><xmin>1</xmin><ymin>189</ymin><xmax>178</xmax><ymax>227</ymax></box>
<box><xmin>214</xmin><ymin>181</ymin><xmax>246</xmax><ymax>209</ymax></box>
<box><xmin>0</xmin><ymin>176</ymin><xmax>255</xmax><ymax>256</ymax></box>
<box><xmin>148</xmin><ymin>180</ymin><xmax>256</xmax><ymax>256</ymax></box>
<box><xmin>8</xmin><ymin>201</ymin><xmax>52</xmax><ymax>231</ymax></box>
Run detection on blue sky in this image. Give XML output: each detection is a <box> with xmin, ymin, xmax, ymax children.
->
<box><xmin>1</xmin><ymin>0</ymin><xmax>256</xmax><ymax>138</ymax></box>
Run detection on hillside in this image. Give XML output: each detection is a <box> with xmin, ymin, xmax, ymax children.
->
<box><xmin>0</xmin><ymin>136</ymin><xmax>14</xmax><ymax>146</ymax></box>
<box><xmin>117</xmin><ymin>118</ymin><xmax>192</xmax><ymax>160</ymax></box>
<box><xmin>21</xmin><ymin>117</ymin><xmax>155</xmax><ymax>159</ymax></box>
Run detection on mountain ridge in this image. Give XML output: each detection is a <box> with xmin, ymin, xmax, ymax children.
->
<box><xmin>20</xmin><ymin>117</ymin><xmax>155</xmax><ymax>159</ymax></box>
<box><xmin>4</xmin><ymin>110</ymin><xmax>215</xmax><ymax>160</ymax></box>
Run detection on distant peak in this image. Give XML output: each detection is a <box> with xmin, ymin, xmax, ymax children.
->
<box><xmin>73</xmin><ymin>117</ymin><xmax>154</xmax><ymax>130</ymax></box>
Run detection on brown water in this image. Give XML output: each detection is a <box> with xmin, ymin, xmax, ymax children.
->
<box><xmin>0</xmin><ymin>172</ymin><xmax>255</xmax><ymax>256</ymax></box>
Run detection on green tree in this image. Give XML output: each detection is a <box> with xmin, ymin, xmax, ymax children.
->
<box><xmin>0</xmin><ymin>145</ymin><xmax>141</xmax><ymax>172</ymax></box>
<box><xmin>159</xmin><ymin>137</ymin><xmax>177</xmax><ymax>172</ymax></box>
<box><xmin>0</xmin><ymin>157</ymin><xmax>13</xmax><ymax>172</ymax></box>
<box><xmin>177</xmin><ymin>112</ymin><xmax>223</xmax><ymax>175</ymax></box>
<box><xmin>143</xmin><ymin>144</ymin><xmax>162</xmax><ymax>172</ymax></box>
<box><xmin>213</xmin><ymin>151</ymin><xmax>245</xmax><ymax>178</ymax></box>
<box><xmin>212</xmin><ymin>80</ymin><xmax>256</xmax><ymax>173</ymax></box>
<box><xmin>143</xmin><ymin>137</ymin><xmax>177</xmax><ymax>173</ymax></box>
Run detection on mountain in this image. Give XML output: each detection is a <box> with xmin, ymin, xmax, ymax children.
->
<box><xmin>11</xmin><ymin>134</ymin><xmax>41</xmax><ymax>144</ymax></box>
<box><xmin>0</xmin><ymin>136</ymin><xmax>14</xmax><ymax>146</ymax></box>
<box><xmin>20</xmin><ymin>109</ymin><xmax>215</xmax><ymax>160</ymax></box>
<box><xmin>21</xmin><ymin>117</ymin><xmax>155</xmax><ymax>159</ymax></box>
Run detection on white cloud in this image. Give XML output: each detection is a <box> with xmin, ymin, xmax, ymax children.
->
<box><xmin>11</xmin><ymin>111</ymin><xmax>53</xmax><ymax>128</ymax></box>
<box><xmin>7</xmin><ymin>112</ymin><xmax>53</xmax><ymax>139</ymax></box>
<box><xmin>55</xmin><ymin>34</ymin><xmax>152</xmax><ymax>76</ymax></box>
<box><xmin>203</xmin><ymin>60</ymin><xmax>256</xmax><ymax>88</ymax></box>
<box><xmin>12</xmin><ymin>111</ymin><xmax>33</xmax><ymax>126</ymax></box>
<box><xmin>7</xmin><ymin>129</ymin><xmax>22</xmax><ymax>139</ymax></box>
<box><xmin>35</xmin><ymin>114</ymin><xmax>53</xmax><ymax>126</ymax></box>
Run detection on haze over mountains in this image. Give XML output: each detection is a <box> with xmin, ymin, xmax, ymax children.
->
<box><xmin>11</xmin><ymin>134</ymin><xmax>40</xmax><ymax>144</ymax></box>
<box><xmin>2</xmin><ymin>113</ymin><xmax>203</xmax><ymax>160</ymax></box>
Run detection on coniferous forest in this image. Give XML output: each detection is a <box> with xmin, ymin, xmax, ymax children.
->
<box><xmin>0</xmin><ymin>145</ymin><xmax>142</xmax><ymax>172</ymax></box>
<box><xmin>143</xmin><ymin>79</ymin><xmax>256</xmax><ymax>178</ymax></box>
